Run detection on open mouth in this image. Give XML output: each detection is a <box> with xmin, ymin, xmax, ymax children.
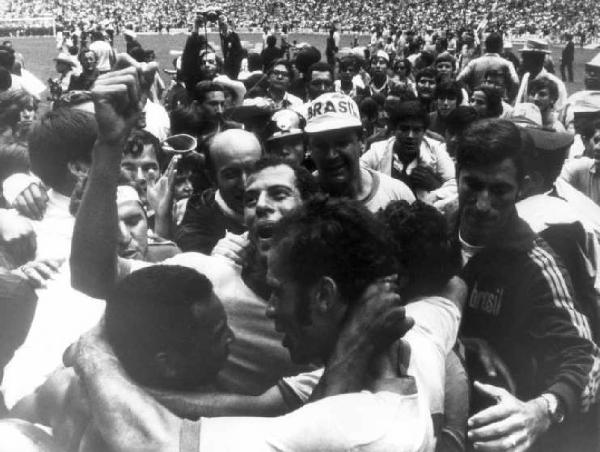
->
<box><xmin>256</xmin><ymin>222</ymin><xmax>276</xmax><ymax>240</ymax></box>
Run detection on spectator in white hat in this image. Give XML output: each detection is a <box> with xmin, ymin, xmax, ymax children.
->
<box><xmin>305</xmin><ymin>92</ymin><xmax>415</xmax><ymax>212</ymax></box>
<box><xmin>52</xmin><ymin>53</ymin><xmax>77</xmax><ymax>92</ymax></box>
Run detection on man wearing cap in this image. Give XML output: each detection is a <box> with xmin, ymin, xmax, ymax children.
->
<box><xmin>305</xmin><ymin>92</ymin><xmax>415</xmax><ymax>212</ymax></box>
<box><xmin>456</xmin><ymin>32</ymin><xmax>519</xmax><ymax>100</ymax></box>
<box><xmin>265</xmin><ymin>109</ymin><xmax>307</xmax><ymax>168</ymax></box>
<box><xmin>517</xmin><ymin>38</ymin><xmax>568</xmax><ymax>111</ymax></box>
<box><xmin>52</xmin><ymin>53</ymin><xmax>77</xmax><ymax>93</ymax></box>
<box><xmin>366</xmin><ymin>50</ymin><xmax>395</xmax><ymax>97</ymax></box>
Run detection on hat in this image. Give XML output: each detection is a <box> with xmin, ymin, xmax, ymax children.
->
<box><xmin>512</xmin><ymin>119</ymin><xmax>574</xmax><ymax>151</ymax></box>
<box><xmin>305</xmin><ymin>92</ymin><xmax>362</xmax><ymax>134</ymax></box>
<box><xmin>117</xmin><ymin>185</ymin><xmax>142</xmax><ymax>206</ymax></box>
<box><xmin>53</xmin><ymin>52</ymin><xmax>76</xmax><ymax>66</ymax></box>
<box><xmin>520</xmin><ymin>38</ymin><xmax>550</xmax><ymax>54</ymax></box>
<box><xmin>267</xmin><ymin>109</ymin><xmax>304</xmax><ymax>142</ymax></box>
<box><xmin>373</xmin><ymin>49</ymin><xmax>390</xmax><ymax>62</ymax></box>
<box><xmin>568</xmin><ymin>90</ymin><xmax>600</xmax><ymax>113</ymax></box>
<box><xmin>213</xmin><ymin>75</ymin><xmax>247</xmax><ymax>106</ymax></box>
<box><xmin>123</xmin><ymin>29</ymin><xmax>137</xmax><ymax>39</ymax></box>
<box><xmin>510</xmin><ymin>103</ymin><xmax>543</xmax><ymax>126</ymax></box>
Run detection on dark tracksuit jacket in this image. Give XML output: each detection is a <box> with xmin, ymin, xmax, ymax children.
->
<box><xmin>461</xmin><ymin>212</ymin><xmax>600</xmax><ymax>452</ymax></box>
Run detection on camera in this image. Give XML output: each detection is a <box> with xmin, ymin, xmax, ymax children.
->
<box><xmin>197</xmin><ymin>6</ymin><xmax>222</xmax><ymax>23</ymax></box>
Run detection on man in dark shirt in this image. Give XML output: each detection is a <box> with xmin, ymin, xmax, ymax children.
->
<box><xmin>561</xmin><ymin>33</ymin><xmax>575</xmax><ymax>83</ymax></box>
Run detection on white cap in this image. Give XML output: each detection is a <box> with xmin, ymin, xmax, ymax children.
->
<box><xmin>305</xmin><ymin>93</ymin><xmax>362</xmax><ymax>134</ymax></box>
<box><xmin>117</xmin><ymin>185</ymin><xmax>142</xmax><ymax>206</ymax></box>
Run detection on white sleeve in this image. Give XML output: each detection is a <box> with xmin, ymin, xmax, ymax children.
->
<box><xmin>200</xmin><ymin>391</ymin><xmax>433</xmax><ymax>452</ymax></box>
<box><xmin>279</xmin><ymin>368</ymin><xmax>324</xmax><ymax>405</ymax></box>
<box><xmin>3</xmin><ymin>173</ymin><xmax>41</xmax><ymax>206</ymax></box>
<box><xmin>405</xmin><ymin>296</ymin><xmax>460</xmax><ymax>356</ymax></box>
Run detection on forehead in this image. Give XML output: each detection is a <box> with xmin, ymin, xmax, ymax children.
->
<box><xmin>122</xmin><ymin>143</ymin><xmax>159</xmax><ymax>164</ymax></box>
<box><xmin>273</xmin><ymin>64</ymin><xmax>289</xmax><ymax>73</ymax></box>
<box><xmin>204</xmin><ymin>91</ymin><xmax>225</xmax><ymax>102</ymax></box>
<box><xmin>202</xmin><ymin>52</ymin><xmax>217</xmax><ymax>61</ymax></box>
<box><xmin>396</xmin><ymin>118</ymin><xmax>426</xmax><ymax>129</ymax></box>
<box><xmin>309</xmin><ymin>127</ymin><xmax>360</xmax><ymax>144</ymax></box>
<box><xmin>311</xmin><ymin>70</ymin><xmax>332</xmax><ymax>81</ymax></box>
<box><xmin>472</xmin><ymin>91</ymin><xmax>487</xmax><ymax>100</ymax></box>
<box><xmin>191</xmin><ymin>292</ymin><xmax>227</xmax><ymax>326</ymax></box>
<box><xmin>460</xmin><ymin>158</ymin><xmax>519</xmax><ymax>186</ymax></box>
<box><xmin>372</xmin><ymin>57</ymin><xmax>388</xmax><ymax>64</ymax></box>
<box><xmin>211</xmin><ymin>137</ymin><xmax>261</xmax><ymax>167</ymax></box>
<box><xmin>246</xmin><ymin>165</ymin><xmax>298</xmax><ymax>191</ymax></box>
<box><xmin>118</xmin><ymin>200</ymin><xmax>146</xmax><ymax>218</ymax></box>
<box><xmin>418</xmin><ymin>76</ymin><xmax>436</xmax><ymax>83</ymax></box>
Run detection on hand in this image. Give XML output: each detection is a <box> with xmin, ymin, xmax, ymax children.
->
<box><xmin>462</xmin><ymin>338</ymin><xmax>516</xmax><ymax>394</ymax></box>
<box><xmin>468</xmin><ymin>382</ymin><xmax>551</xmax><ymax>451</ymax></box>
<box><xmin>211</xmin><ymin>231</ymin><xmax>250</xmax><ymax>266</ymax></box>
<box><xmin>12</xmin><ymin>257</ymin><xmax>63</xmax><ymax>288</ymax></box>
<box><xmin>147</xmin><ymin>154</ymin><xmax>180</xmax><ymax>217</ymax></box>
<box><xmin>13</xmin><ymin>181</ymin><xmax>49</xmax><ymax>221</ymax></box>
<box><xmin>91</xmin><ymin>56</ymin><xmax>158</xmax><ymax>146</ymax></box>
<box><xmin>409</xmin><ymin>165</ymin><xmax>443</xmax><ymax>191</ymax></box>
<box><xmin>0</xmin><ymin>209</ymin><xmax>36</xmax><ymax>265</ymax></box>
<box><xmin>64</xmin><ymin>319</ymin><xmax>117</xmax><ymax>374</ymax></box>
<box><xmin>340</xmin><ymin>276</ymin><xmax>414</xmax><ymax>353</ymax></box>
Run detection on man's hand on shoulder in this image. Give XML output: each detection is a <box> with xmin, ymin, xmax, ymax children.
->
<box><xmin>468</xmin><ymin>381</ymin><xmax>551</xmax><ymax>451</ymax></box>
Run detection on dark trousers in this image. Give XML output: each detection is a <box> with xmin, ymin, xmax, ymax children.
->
<box><xmin>561</xmin><ymin>61</ymin><xmax>574</xmax><ymax>82</ymax></box>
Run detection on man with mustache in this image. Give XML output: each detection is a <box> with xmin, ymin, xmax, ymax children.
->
<box><xmin>457</xmin><ymin>119</ymin><xmax>600</xmax><ymax>452</ymax></box>
<box><xmin>361</xmin><ymin>100</ymin><xmax>456</xmax><ymax>204</ymax></box>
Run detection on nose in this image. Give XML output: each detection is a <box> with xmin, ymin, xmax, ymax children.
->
<box><xmin>226</xmin><ymin>327</ymin><xmax>235</xmax><ymax>345</ymax></box>
<box><xmin>475</xmin><ymin>190</ymin><xmax>491</xmax><ymax>212</ymax></box>
<box><xmin>265</xmin><ymin>296</ymin><xmax>277</xmax><ymax>319</ymax></box>
<box><xmin>255</xmin><ymin>191</ymin><xmax>273</xmax><ymax>216</ymax></box>
<box><xmin>117</xmin><ymin>221</ymin><xmax>130</xmax><ymax>246</ymax></box>
<box><xmin>136</xmin><ymin>167</ymin><xmax>145</xmax><ymax>182</ymax></box>
<box><xmin>407</xmin><ymin>129</ymin><xmax>417</xmax><ymax>139</ymax></box>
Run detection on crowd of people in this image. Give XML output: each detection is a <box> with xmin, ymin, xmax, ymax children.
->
<box><xmin>0</xmin><ymin>9</ymin><xmax>600</xmax><ymax>452</ymax></box>
<box><xmin>2</xmin><ymin>0</ymin><xmax>600</xmax><ymax>43</ymax></box>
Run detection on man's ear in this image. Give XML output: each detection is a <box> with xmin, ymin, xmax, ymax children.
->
<box><xmin>67</xmin><ymin>161</ymin><xmax>89</xmax><ymax>180</ymax></box>
<box><xmin>313</xmin><ymin>276</ymin><xmax>339</xmax><ymax>314</ymax></box>
<box><xmin>519</xmin><ymin>172</ymin><xmax>543</xmax><ymax>199</ymax></box>
<box><xmin>154</xmin><ymin>352</ymin><xmax>177</xmax><ymax>379</ymax></box>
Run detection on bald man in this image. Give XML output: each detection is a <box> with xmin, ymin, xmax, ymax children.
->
<box><xmin>175</xmin><ymin>129</ymin><xmax>262</xmax><ymax>253</ymax></box>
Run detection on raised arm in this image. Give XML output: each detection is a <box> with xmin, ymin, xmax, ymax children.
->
<box><xmin>70</xmin><ymin>58</ymin><xmax>155</xmax><ymax>299</ymax></box>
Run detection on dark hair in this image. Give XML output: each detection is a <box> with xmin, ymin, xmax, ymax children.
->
<box><xmin>434</xmin><ymin>80</ymin><xmax>463</xmax><ymax>104</ymax></box>
<box><xmin>123</xmin><ymin>128</ymin><xmax>166</xmax><ymax>170</ymax></box>
<box><xmin>473</xmin><ymin>85</ymin><xmax>503</xmax><ymax>118</ymax></box>
<box><xmin>456</xmin><ymin>119</ymin><xmax>524</xmax><ymax>181</ymax></box>
<box><xmin>359</xmin><ymin>97</ymin><xmax>380</xmax><ymax>121</ymax></box>
<box><xmin>247</xmin><ymin>52</ymin><xmax>263</xmax><ymax>72</ymax></box>
<box><xmin>28</xmin><ymin>108</ymin><xmax>96</xmax><ymax>189</ymax></box>
<box><xmin>415</xmin><ymin>66</ymin><xmax>438</xmax><ymax>84</ymax></box>
<box><xmin>527</xmin><ymin>76</ymin><xmax>559</xmax><ymax>103</ymax></box>
<box><xmin>379</xmin><ymin>200</ymin><xmax>459</xmax><ymax>293</ymax></box>
<box><xmin>388</xmin><ymin>100</ymin><xmax>430</xmax><ymax>130</ymax></box>
<box><xmin>0</xmin><ymin>137</ymin><xmax>29</xmax><ymax>184</ymax></box>
<box><xmin>266</xmin><ymin>35</ymin><xmax>277</xmax><ymax>47</ymax></box>
<box><xmin>305</xmin><ymin>62</ymin><xmax>334</xmax><ymax>82</ymax></box>
<box><xmin>339</xmin><ymin>55</ymin><xmax>359</xmax><ymax>73</ymax></box>
<box><xmin>129</xmin><ymin>46</ymin><xmax>146</xmax><ymax>63</ymax></box>
<box><xmin>445</xmin><ymin>105</ymin><xmax>479</xmax><ymax>136</ymax></box>
<box><xmin>485</xmin><ymin>32</ymin><xmax>503</xmax><ymax>53</ymax></box>
<box><xmin>434</xmin><ymin>53</ymin><xmax>456</xmax><ymax>71</ymax></box>
<box><xmin>170</xmin><ymin>105</ymin><xmax>202</xmax><ymax>135</ymax></box>
<box><xmin>0</xmin><ymin>67</ymin><xmax>11</xmax><ymax>91</ymax></box>
<box><xmin>0</xmin><ymin>46</ymin><xmax>15</xmax><ymax>70</ymax></box>
<box><xmin>272</xmin><ymin>196</ymin><xmax>396</xmax><ymax>322</ymax></box>
<box><xmin>268</xmin><ymin>58</ymin><xmax>295</xmax><ymax>81</ymax></box>
<box><xmin>192</xmin><ymin>80</ymin><xmax>225</xmax><ymax>103</ymax></box>
<box><xmin>387</xmin><ymin>85</ymin><xmax>417</xmax><ymax>102</ymax></box>
<box><xmin>249</xmin><ymin>156</ymin><xmax>320</xmax><ymax>201</ymax></box>
<box><xmin>294</xmin><ymin>47</ymin><xmax>321</xmax><ymax>76</ymax></box>
<box><xmin>393</xmin><ymin>58</ymin><xmax>412</xmax><ymax>76</ymax></box>
<box><xmin>105</xmin><ymin>265</ymin><xmax>215</xmax><ymax>388</ymax></box>
<box><xmin>0</xmin><ymin>89</ymin><xmax>37</xmax><ymax>130</ymax></box>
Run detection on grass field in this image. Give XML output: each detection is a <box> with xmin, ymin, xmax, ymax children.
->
<box><xmin>8</xmin><ymin>32</ymin><xmax>599</xmax><ymax>99</ymax></box>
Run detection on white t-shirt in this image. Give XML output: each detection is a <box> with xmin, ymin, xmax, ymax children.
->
<box><xmin>363</xmin><ymin>169</ymin><xmax>416</xmax><ymax>213</ymax></box>
<box><xmin>89</xmin><ymin>40</ymin><xmax>114</xmax><ymax>72</ymax></box>
<box><xmin>195</xmin><ymin>389</ymin><xmax>434</xmax><ymax>452</ymax></box>
<box><xmin>280</xmin><ymin>296</ymin><xmax>461</xmax><ymax>417</ymax></box>
<box><xmin>126</xmin><ymin>253</ymin><xmax>309</xmax><ymax>394</ymax></box>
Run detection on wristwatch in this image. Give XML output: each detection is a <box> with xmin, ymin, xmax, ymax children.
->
<box><xmin>540</xmin><ymin>393</ymin><xmax>565</xmax><ymax>424</ymax></box>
